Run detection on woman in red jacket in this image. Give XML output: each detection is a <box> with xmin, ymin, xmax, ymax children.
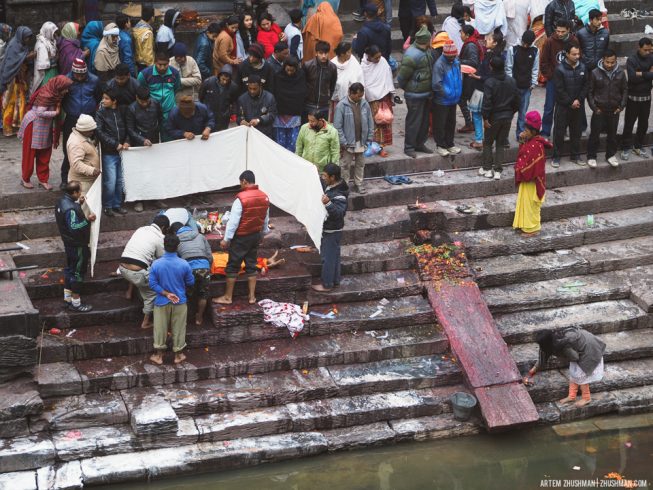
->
<box><xmin>256</xmin><ymin>13</ymin><xmax>286</xmax><ymax>58</ymax></box>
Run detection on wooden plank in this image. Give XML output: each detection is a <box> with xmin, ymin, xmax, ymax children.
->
<box><xmin>426</xmin><ymin>282</ymin><xmax>520</xmax><ymax>388</ymax></box>
<box><xmin>474</xmin><ymin>383</ymin><xmax>540</xmax><ymax>431</ymax></box>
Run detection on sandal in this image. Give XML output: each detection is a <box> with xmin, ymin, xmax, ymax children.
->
<box><xmin>393</xmin><ymin>95</ymin><xmax>403</xmax><ymax>104</ymax></box>
<box><xmin>38</xmin><ymin>182</ymin><xmax>53</xmax><ymax>191</ymax></box>
<box><xmin>21</xmin><ymin>180</ymin><xmax>34</xmax><ymax>189</ymax></box>
<box><xmin>68</xmin><ymin>302</ymin><xmax>93</xmax><ymax>312</ymax></box>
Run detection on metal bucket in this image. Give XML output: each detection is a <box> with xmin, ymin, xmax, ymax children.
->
<box><xmin>450</xmin><ymin>392</ymin><xmax>477</xmax><ymax>421</ymax></box>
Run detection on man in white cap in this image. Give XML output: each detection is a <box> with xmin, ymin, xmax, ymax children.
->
<box><xmin>67</xmin><ymin>114</ymin><xmax>101</xmax><ymax>198</ymax></box>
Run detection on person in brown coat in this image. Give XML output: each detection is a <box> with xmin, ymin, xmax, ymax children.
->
<box><xmin>213</xmin><ymin>16</ymin><xmax>241</xmax><ymax>75</ymax></box>
<box><xmin>66</xmin><ymin>114</ymin><xmax>101</xmax><ymax>197</ymax></box>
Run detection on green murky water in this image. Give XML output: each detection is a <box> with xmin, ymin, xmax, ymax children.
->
<box><xmin>116</xmin><ymin>415</ymin><xmax>653</xmax><ymax>490</ymax></box>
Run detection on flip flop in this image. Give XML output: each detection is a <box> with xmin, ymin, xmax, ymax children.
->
<box><xmin>38</xmin><ymin>182</ymin><xmax>53</xmax><ymax>191</ymax></box>
<box><xmin>21</xmin><ymin>181</ymin><xmax>34</xmax><ymax>189</ymax></box>
<box><xmin>397</xmin><ymin>176</ymin><xmax>413</xmax><ymax>184</ymax></box>
<box><xmin>383</xmin><ymin>176</ymin><xmax>403</xmax><ymax>185</ymax></box>
<box><xmin>455</xmin><ymin>204</ymin><xmax>474</xmax><ymax>214</ymax></box>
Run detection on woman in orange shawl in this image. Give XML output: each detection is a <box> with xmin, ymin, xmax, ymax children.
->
<box><xmin>302</xmin><ymin>2</ymin><xmax>343</xmax><ymax>62</ymax></box>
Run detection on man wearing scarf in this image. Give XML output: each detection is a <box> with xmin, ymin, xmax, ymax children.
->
<box><xmin>94</xmin><ymin>23</ymin><xmax>121</xmax><ymax>83</ymax></box>
<box><xmin>58</xmin><ymin>22</ymin><xmax>87</xmax><ymax>76</ymax></box>
<box><xmin>81</xmin><ymin>21</ymin><xmax>104</xmax><ymax>74</ymax></box>
<box><xmin>32</xmin><ymin>22</ymin><xmax>59</xmax><ymax>93</ymax></box>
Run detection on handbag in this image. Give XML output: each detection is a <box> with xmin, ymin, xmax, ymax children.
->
<box><xmin>374</xmin><ymin>100</ymin><xmax>394</xmax><ymax>125</ymax></box>
<box><xmin>468</xmin><ymin>89</ymin><xmax>484</xmax><ymax>113</ymax></box>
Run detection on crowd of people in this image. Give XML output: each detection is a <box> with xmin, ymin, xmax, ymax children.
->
<box><xmin>2</xmin><ymin>0</ymin><xmax>650</xmax><ymax>367</ymax></box>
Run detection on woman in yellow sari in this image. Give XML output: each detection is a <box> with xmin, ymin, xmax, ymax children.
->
<box><xmin>1</xmin><ymin>26</ymin><xmax>34</xmax><ymax>136</ymax></box>
<box><xmin>513</xmin><ymin>111</ymin><xmax>551</xmax><ymax>236</ymax></box>
<box><xmin>302</xmin><ymin>2</ymin><xmax>343</xmax><ymax>62</ymax></box>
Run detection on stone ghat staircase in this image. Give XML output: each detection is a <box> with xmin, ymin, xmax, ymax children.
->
<box><xmin>2</xmin><ymin>142</ymin><xmax>653</xmax><ymax>486</ymax></box>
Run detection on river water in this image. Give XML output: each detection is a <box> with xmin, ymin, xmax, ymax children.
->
<box><xmin>116</xmin><ymin>415</ymin><xmax>652</xmax><ymax>490</ymax></box>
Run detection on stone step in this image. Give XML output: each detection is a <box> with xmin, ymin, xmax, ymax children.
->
<box><xmin>473</xmin><ymin>235</ymin><xmax>653</xmax><ymax>288</ymax></box>
<box><xmin>43</xmin><ymin>386</ymin><xmax>462</xmax><ymax>470</ymax></box>
<box><xmin>510</xmin><ymin>328</ymin><xmax>653</xmax><ymax>373</ymax></box>
<box><xmin>302</xmin><ymin>238</ymin><xmax>415</xmax><ymax>276</ymax></box>
<box><xmin>495</xmin><ymin>299</ymin><xmax>651</xmax><ymax>345</ymax></box>
<box><xmin>482</xmin><ymin>271</ymin><xmax>630</xmax><ymax>314</ymax></box>
<box><xmin>307</xmin><ymin>269</ymin><xmax>422</xmax><ymax>305</ymax></box>
<box><xmin>459</xmin><ymin>205</ymin><xmax>653</xmax><ymax>260</ymax></box>
<box><xmin>36</xmin><ymin>323</ymin><xmax>446</xmax><ymax>397</ymax></box>
<box><xmin>416</xmin><ymin>176</ymin><xmax>653</xmax><ymax>233</ymax></box>
<box><xmin>4</xmin><ymin>409</ymin><xmax>484</xmax><ymax>485</ymax></box>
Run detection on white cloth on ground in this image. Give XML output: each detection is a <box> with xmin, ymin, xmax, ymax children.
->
<box><xmin>258</xmin><ymin>299</ymin><xmax>308</xmax><ymax>337</ymax></box>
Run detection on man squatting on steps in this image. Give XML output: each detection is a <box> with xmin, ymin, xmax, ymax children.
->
<box><xmin>54</xmin><ymin>181</ymin><xmax>97</xmax><ymax>313</ymax></box>
<box><xmin>214</xmin><ymin>170</ymin><xmax>270</xmax><ymax>305</ymax></box>
<box><xmin>149</xmin><ymin>233</ymin><xmax>194</xmax><ymax>365</ymax></box>
<box><xmin>119</xmin><ymin>215</ymin><xmax>171</xmax><ymax>329</ymax></box>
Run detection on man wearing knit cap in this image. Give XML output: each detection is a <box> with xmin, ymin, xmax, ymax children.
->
<box><xmin>170</xmin><ymin>42</ymin><xmax>202</xmax><ymax>101</ymax></box>
<box><xmin>61</xmin><ymin>58</ymin><xmax>101</xmax><ymax>189</ymax></box>
<box><xmin>67</xmin><ymin>114</ymin><xmax>101</xmax><ymax>198</ymax></box>
<box><xmin>431</xmin><ymin>40</ymin><xmax>463</xmax><ymax>156</ymax></box>
<box><xmin>236</xmin><ymin>74</ymin><xmax>278</xmax><ymax>139</ymax></box>
<box><xmin>397</xmin><ymin>25</ymin><xmax>435</xmax><ymax>158</ymax></box>
<box><xmin>165</xmin><ymin>95</ymin><xmax>215</xmax><ymax>141</ymax></box>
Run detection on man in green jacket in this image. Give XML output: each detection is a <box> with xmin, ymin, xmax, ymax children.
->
<box><xmin>138</xmin><ymin>51</ymin><xmax>181</xmax><ymax>141</ymax></box>
<box><xmin>295</xmin><ymin>109</ymin><xmax>340</xmax><ymax>171</ymax></box>
<box><xmin>397</xmin><ymin>25</ymin><xmax>435</xmax><ymax>158</ymax></box>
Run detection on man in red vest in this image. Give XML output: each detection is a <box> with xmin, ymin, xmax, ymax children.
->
<box><xmin>214</xmin><ymin>170</ymin><xmax>270</xmax><ymax>305</ymax></box>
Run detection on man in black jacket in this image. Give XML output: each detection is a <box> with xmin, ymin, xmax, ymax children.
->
<box><xmin>481</xmin><ymin>56</ymin><xmax>520</xmax><ymax>180</ymax></box>
<box><xmin>577</xmin><ymin>9</ymin><xmax>609</xmax><ymax>72</ymax></box>
<box><xmin>313</xmin><ymin>163</ymin><xmax>349</xmax><ymax>293</ymax></box>
<box><xmin>621</xmin><ymin>37</ymin><xmax>653</xmax><ymax>160</ymax></box>
<box><xmin>105</xmin><ymin>63</ymin><xmax>141</xmax><ymax>106</ymax></box>
<box><xmin>96</xmin><ymin>88</ymin><xmax>130</xmax><ymax>216</ymax></box>
<box><xmin>352</xmin><ymin>4</ymin><xmax>392</xmax><ymax>60</ymax></box>
<box><xmin>544</xmin><ymin>0</ymin><xmax>577</xmax><ymax>37</ymax></box>
<box><xmin>236</xmin><ymin>74</ymin><xmax>278</xmax><ymax>139</ymax></box>
<box><xmin>553</xmin><ymin>44</ymin><xmax>588</xmax><ymax>166</ymax></box>
<box><xmin>587</xmin><ymin>49</ymin><xmax>627</xmax><ymax>169</ymax></box>
<box><xmin>199</xmin><ymin>65</ymin><xmax>239</xmax><ymax>131</ymax></box>
<box><xmin>303</xmin><ymin>40</ymin><xmax>337</xmax><ymax>120</ymax></box>
<box><xmin>126</xmin><ymin>86</ymin><xmax>162</xmax><ymax>147</ymax></box>
<box><xmin>55</xmin><ymin>181</ymin><xmax>96</xmax><ymax>312</ymax></box>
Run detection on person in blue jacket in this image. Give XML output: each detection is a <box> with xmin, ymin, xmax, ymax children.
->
<box><xmin>116</xmin><ymin>13</ymin><xmax>136</xmax><ymax>77</ymax></box>
<box><xmin>194</xmin><ymin>22</ymin><xmax>221</xmax><ymax>80</ymax></box>
<box><xmin>61</xmin><ymin>58</ymin><xmax>101</xmax><ymax>188</ymax></box>
<box><xmin>352</xmin><ymin>4</ymin><xmax>392</xmax><ymax>60</ymax></box>
<box><xmin>431</xmin><ymin>40</ymin><xmax>462</xmax><ymax>156</ymax></box>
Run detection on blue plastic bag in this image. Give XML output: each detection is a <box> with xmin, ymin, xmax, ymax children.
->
<box><xmin>364</xmin><ymin>141</ymin><xmax>382</xmax><ymax>157</ymax></box>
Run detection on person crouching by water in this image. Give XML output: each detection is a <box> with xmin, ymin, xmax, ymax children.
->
<box><xmin>512</xmin><ymin>111</ymin><xmax>552</xmax><ymax>237</ymax></box>
<box><xmin>149</xmin><ymin>233</ymin><xmax>194</xmax><ymax>365</ymax></box>
<box><xmin>312</xmin><ymin>163</ymin><xmax>349</xmax><ymax>292</ymax></box>
<box><xmin>214</xmin><ymin>170</ymin><xmax>270</xmax><ymax>305</ymax></box>
<box><xmin>524</xmin><ymin>327</ymin><xmax>606</xmax><ymax>408</ymax></box>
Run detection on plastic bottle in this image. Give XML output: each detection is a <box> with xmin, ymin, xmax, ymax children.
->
<box><xmin>433</xmin><ymin>169</ymin><xmax>445</xmax><ymax>177</ymax></box>
<box><xmin>586</xmin><ymin>214</ymin><xmax>595</xmax><ymax>227</ymax></box>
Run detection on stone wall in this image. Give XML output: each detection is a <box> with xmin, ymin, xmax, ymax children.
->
<box><xmin>4</xmin><ymin>0</ymin><xmax>74</xmax><ymax>30</ymax></box>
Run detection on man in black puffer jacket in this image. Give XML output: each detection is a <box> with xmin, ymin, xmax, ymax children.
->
<box><xmin>577</xmin><ymin>9</ymin><xmax>610</xmax><ymax>72</ymax></box>
<box><xmin>553</xmin><ymin>44</ymin><xmax>588</xmax><ymax>166</ymax></box>
<box><xmin>352</xmin><ymin>4</ymin><xmax>392</xmax><ymax>60</ymax></box>
<box><xmin>313</xmin><ymin>163</ymin><xmax>349</xmax><ymax>293</ymax></box>
<box><xmin>95</xmin><ymin>87</ymin><xmax>130</xmax><ymax>216</ymax></box>
<box><xmin>587</xmin><ymin>49</ymin><xmax>627</xmax><ymax>168</ymax></box>
<box><xmin>544</xmin><ymin>0</ymin><xmax>577</xmax><ymax>37</ymax></box>
<box><xmin>621</xmin><ymin>37</ymin><xmax>653</xmax><ymax>160</ymax></box>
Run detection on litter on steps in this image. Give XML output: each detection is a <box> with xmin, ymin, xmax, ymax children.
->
<box><xmin>258</xmin><ymin>299</ymin><xmax>308</xmax><ymax>338</ymax></box>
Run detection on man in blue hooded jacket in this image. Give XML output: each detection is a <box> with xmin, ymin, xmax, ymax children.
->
<box><xmin>431</xmin><ymin>40</ymin><xmax>462</xmax><ymax>157</ymax></box>
<box><xmin>352</xmin><ymin>4</ymin><xmax>392</xmax><ymax>60</ymax></box>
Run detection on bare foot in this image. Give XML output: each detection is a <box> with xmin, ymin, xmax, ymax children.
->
<box><xmin>149</xmin><ymin>353</ymin><xmax>163</xmax><ymax>365</ymax></box>
<box><xmin>195</xmin><ymin>315</ymin><xmax>203</xmax><ymax>326</ymax></box>
<box><xmin>174</xmin><ymin>353</ymin><xmax>186</xmax><ymax>364</ymax></box>
<box><xmin>248</xmin><ymin>297</ymin><xmax>257</xmax><ymax>305</ymax></box>
<box><xmin>269</xmin><ymin>249</ymin><xmax>279</xmax><ymax>262</ymax></box>
<box><xmin>125</xmin><ymin>284</ymin><xmax>133</xmax><ymax>300</ymax></box>
<box><xmin>213</xmin><ymin>296</ymin><xmax>232</xmax><ymax>305</ymax></box>
<box><xmin>574</xmin><ymin>399</ymin><xmax>590</xmax><ymax>408</ymax></box>
<box><xmin>558</xmin><ymin>396</ymin><xmax>576</xmax><ymax>405</ymax></box>
<box><xmin>521</xmin><ymin>231</ymin><xmax>540</xmax><ymax>237</ymax></box>
<box><xmin>141</xmin><ymin>322</ymin><xmax>152</xmax><ymax>329</ymax></box>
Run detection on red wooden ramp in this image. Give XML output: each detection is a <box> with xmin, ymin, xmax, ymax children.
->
<box><xmin>426</xmin><ymin>281</ymin><xmax>539</xmax><ymax>431</ymax></box>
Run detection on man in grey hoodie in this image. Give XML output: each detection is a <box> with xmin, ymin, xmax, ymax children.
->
<box><xmin>172</xmin><ymin>222</ymin><xmax>214</xmax><ymax>325</ymax></box>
